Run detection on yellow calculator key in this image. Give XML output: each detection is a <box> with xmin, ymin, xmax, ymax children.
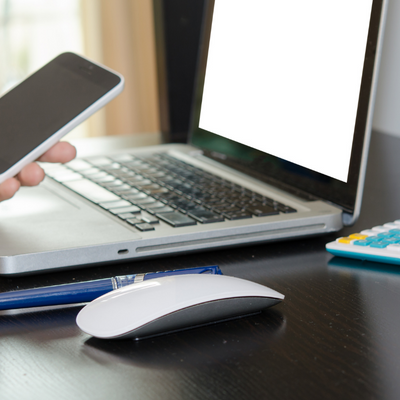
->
<box><xmin>337</xmin><ymin>237</ymin><xmax>353</xmax><ymax>244</ymax></box>
<box><xmin>349</xmin><ymin>233</ymin><xmax>368</xmax><ymax>240</ymax></box>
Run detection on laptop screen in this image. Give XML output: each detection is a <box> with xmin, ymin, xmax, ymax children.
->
<box><xmin>190</xmin><ymin>0</ymin><xmax>385</xmax><ymax>215</ymax></box>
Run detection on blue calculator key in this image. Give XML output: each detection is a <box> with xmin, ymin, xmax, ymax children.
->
<box><xmin>385</xmin><ymin>238</ymin><xmax>400</xmax><ymax>243</ymax></box>
<box><xmin>377</xmin><ymin>232</ymin><xmax>395</xmax><ymax>238</ymax></box>
<box><xmin>353</xmin><ymin>240</ymin><xmax>370</xmax><ymax>246</ymax></box>
<box><xmin>369</xmin><ymin>242</ymin><xmax>390</xmax><ymax>248</ymax></box>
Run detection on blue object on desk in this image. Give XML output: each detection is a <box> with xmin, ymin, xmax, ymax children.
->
<box><xmin>0</xmin><ymin>265</ymin><xmax>222</xmax><ymax>311</ymax></box>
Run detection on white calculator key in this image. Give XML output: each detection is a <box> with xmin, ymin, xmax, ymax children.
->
<box><xmin>360</xmin><ymin>229</ymin><xmax>376</xmax><ymax>236</ymax></box>
<box><xmin>387</xmin><ymin>244</ymin><xmax>400</xmax><ymax>252</ymax></box>
<box><xmin>384</xmin><ymin>223</ymin><xmax>399</xmax><ymax>229</ymax></box>
<box><xmin>371</xmin><ymin>226</ymin><xmax>389</xmax><ymax>233</ymax></box>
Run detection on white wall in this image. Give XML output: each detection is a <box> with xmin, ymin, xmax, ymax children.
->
<box><xmin>373</xmin><ymin>0</ymin><xmax>400</xmax><ymax>137</ymax></box>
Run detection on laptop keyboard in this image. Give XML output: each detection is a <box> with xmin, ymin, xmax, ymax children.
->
<box><xmin>44</xmin><ymin>153</ymin><xmax>296</xmax><ymax>232</ymax></box>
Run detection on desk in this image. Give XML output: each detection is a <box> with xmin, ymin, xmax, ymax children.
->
<box><xmin>1</xmin><ymin>131</ymin><xmax>399</xmax><ymax>400</ymax></box>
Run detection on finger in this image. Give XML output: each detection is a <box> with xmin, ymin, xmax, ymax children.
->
<box><xmin>16</xmin><ymin>162</ymin><xmax>45</xmax><ymax>187</ymax></box>
<box><xmin>37</xmin><ymin>142</ymin><xmax>76</xmax><ymax>164</ymax></box>
<box><xmin>0</xmin><ymin>178</ymin><xmax>21</xmax><ymax>202</ymax></box>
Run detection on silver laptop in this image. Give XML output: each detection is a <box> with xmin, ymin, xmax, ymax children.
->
<box><xmin>0</xmin><ymin>0</ymin><xmax>387</xmax><ymax>275</ymax></box>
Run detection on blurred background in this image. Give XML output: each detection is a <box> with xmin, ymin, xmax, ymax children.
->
<box><xmin>0</xmin><ymin>0</ymin><xmax>159</xmax><ymax>141</ymax></box>
<box><xmin>0</xmin><ymin>0</ymin><xmax>399</xmax><ymax>143</ymax></box>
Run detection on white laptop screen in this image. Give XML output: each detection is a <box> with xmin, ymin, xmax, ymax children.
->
<box><xmin>199</xmin><ymin>0</ymin><xmax>373</xmax><ymax>183</ymax></box>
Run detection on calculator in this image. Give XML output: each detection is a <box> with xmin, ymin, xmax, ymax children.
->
<box><xmin>326</xmin><ymin>220</ymin><xmax>400</xmax><ymax>265</ymax></box>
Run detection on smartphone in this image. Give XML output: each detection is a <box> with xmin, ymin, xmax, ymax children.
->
<box><xmin>0</xmin><ymin>52</ymin><xmax>124</xmax><ymax>184</ymax></box>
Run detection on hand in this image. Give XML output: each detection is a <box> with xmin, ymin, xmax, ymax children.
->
<box><xmin>0</xmin><ymin>141</ymin><xmax>76</xmax><ymax>202</ymax></box>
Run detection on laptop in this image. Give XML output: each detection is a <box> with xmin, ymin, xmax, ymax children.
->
<box><xmin>0</xmin><ymin>0</ymin><xmax>387</xmax><ymax>275</ymax></box>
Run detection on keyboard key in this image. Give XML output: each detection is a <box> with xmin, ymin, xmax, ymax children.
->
<box><xmin>99</xmin><ymin>200</ymin><xmax>132</xmax><ymax>210</ymax></box>
<box><xmin>101</xmin><ymin>180</ymin><xmax>125</xmax><ymax>188</ymax></box>
<box><xmin>134</xmin><ymin>223</ymin><xmax>155</xmax><ymax>232</ymax></box>
<box><xmin>52</xmin><ymin>172</ymin><xmax>83</xmax><ymax>182</ymax></box>
<box><xmin>157</xmin><ymin>212</ymin><xmax>197</xmax><ymax>227</ymax></box>
<box><xmin>123</xmin><ymin>192</ymin><xmax>148</xmax><ymax>201</ymax></box>
<box><xmin>141</xmin><ymin>215</ymin><xmax>160</xmax><ymax>224</ymax></box>
<box><xmin>246</xmin><ymin>203</ymin><xmax>280</xmax><ymax>217</ymax></box>
<box><xmin>223</xmin><ymin>211</ymin><xmax>253</xmax><ymax>220</ymax></box>
<box><xmin>87</xmin><ymin>157</ymin><xmax>112</xmax><ymax>166</ymax></box>
<box><xmin>65</xmin><ymin>159</ymin><xmax>92</xmax><ymax>171</ymax></box>
<box><xmin>277</xmin><ymin>205</ymin><xmax>297</xmax><ymax>214</ymax></box>
<box><xmin>148</xmin><ymin>206</ymin><xmax>175</xmax><ymax>214</ymax></box>
<box><xmin>109</xmin><ymin>206</ymin><xmax>141</xmax><ymax>214</ymax></box>
<box><xmin>132</xmin><ymin>197</ymin><xmax>157</xmax><ymax>206</ymax></box>
<box><xmin>91</xmin><ymin>175</ymin><xmax>116</xmax><ymax>183</ymax></box>
<box><xmin>111</xmin><ymin>185</ymin><xmax>138</xmax><ymax>194</ymax></box>
<box><xmin>125</xmin><ymin>217</ymin><xmax>143</xmax><ymax>224</ymax></box>
<box><xmin>188</xmin><ymin>208</ymin><xmax>225</xmax><ymax>224</ymax></box>
<box><xmin>63</xmin><ymin>179</ymin><xmax>120</xmax><ymax>203</ymax></box>
<box><xmin>144</xmin><ymin>201</ymin><xmax>167</xmax><ymax>209</ymax></box>
<box><xmin>117</xmin><ymin>213</ymin><xmax>141</xmax><ymax>220</ymax></box>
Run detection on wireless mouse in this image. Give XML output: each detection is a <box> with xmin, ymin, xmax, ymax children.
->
<box><xmin>76</xmin><ymin>274</ymin><xmax>284</xmax><ymax>340</ymax></box>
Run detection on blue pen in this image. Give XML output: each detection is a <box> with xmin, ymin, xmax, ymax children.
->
<box><xmin>0</xmin><ymin>265</ymin><xmax>222</xmax><ymax>311</ymax></box>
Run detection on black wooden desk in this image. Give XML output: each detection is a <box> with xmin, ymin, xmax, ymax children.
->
<box><xmin>0</xmin><ymin>131</ymin><xmax>399</xmax><ymax>400</ymax></box>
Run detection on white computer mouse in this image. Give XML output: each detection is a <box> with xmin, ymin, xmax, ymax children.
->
<box><xmin>76</xmin><ymin>274</ymin><xmax>284</xmax><ymax>340</ymax></box>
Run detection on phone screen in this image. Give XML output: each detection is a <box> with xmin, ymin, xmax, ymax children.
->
<box><xmin>0</xmin><ymin>53</ymin><xmax>121</xmax><ymax>174</ymax></box>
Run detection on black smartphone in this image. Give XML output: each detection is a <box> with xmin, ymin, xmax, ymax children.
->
<box><xmin>0</xmin><ymin>52</ymin><xmax>124</xmax><ymax>184</ymax></box>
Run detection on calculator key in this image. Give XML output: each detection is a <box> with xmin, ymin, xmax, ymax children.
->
<box><xmin>367</xmin><ymin>235</ymin><xmax>379</xmax><ymax>240</ymax></box>
<box><xmin>353</xmin><ymin>240</ymin><xmax>371</xmax><ymax>246</ymax></box>
<box><xmin>337</xmin><ymin>237</ymin><xmax>354</xmax><ymax>244</ymax></box>
<box><xmin>384</xmin><ymin>223</ymin><xmax>399</xmax><ymax>229</ymax></box>
<box><xmin>371</xmin><ymin>226</ymin><xmax>388</xmax><ymax>233</ymax></box>
<box><xmin>370</xmin><ymin>242</ymin><xmax>390</xmax><ymax>248</ymax></box>
<box><xmin>377</xmin><ymin>232</ymin><xmax>396</xmax><ymax>238</ymax></box>
<box><xmin>360</xmin><ymin>229</ymin><xmax>377</xmax><ymax>236</ymax></box>
<box><xmin>349</xmin><ymin>233</ymin><xmax>368</xmax><ymax>240</ymax></box>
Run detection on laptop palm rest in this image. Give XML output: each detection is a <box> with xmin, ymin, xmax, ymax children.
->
<box><xmin>0</xmin><ymin>179</ymin><xmax>140</xmax><ymax>273</ymax></box>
